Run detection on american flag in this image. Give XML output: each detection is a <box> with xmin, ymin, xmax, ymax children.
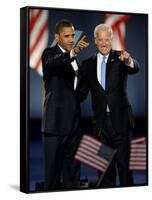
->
<box><xmin>75</xmin><ymin>134</ymin><xmax>146</xmax><ymax>172</ymax></box>
<box><xmin>75</xmin><ymin>134</ymin><xmax>116</xmax><ymax>172</ymax></box>
<box><xmin>105</xmin><ymin>14</ymin><xmax>130</xmax><ymax>50</ymax></box>
<box><xmin>129</xmin><ymin>137</ymin><xmax>146</xmax><ymax>171</ymax></box>
<box><xmin>29</xmin><ymin>9</ymin><xmax>49</xmax><ymax>75</ymax></box>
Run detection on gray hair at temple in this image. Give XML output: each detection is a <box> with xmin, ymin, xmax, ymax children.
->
<box><xmin>94</xmin><ymin>24</ymin><xmax>113</xmax><ymax>39</ymax></box>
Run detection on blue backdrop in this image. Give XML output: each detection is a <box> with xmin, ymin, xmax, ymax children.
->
<box><xmin>30</xmin><ymin>9</ymin><xmax>147</xmax><ymax>119</ymax></box>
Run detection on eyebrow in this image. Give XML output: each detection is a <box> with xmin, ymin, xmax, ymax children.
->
<box><xmin>64</xmin><ymin>33</ymin><xmax>75</xmax><ymax>37</ymax></box>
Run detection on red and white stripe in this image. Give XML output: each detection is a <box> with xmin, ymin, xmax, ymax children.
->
<box><xmin>29</xmin><ymin>9</ymin><xmax>49</xmax><ymax>75</ymax></box>
<box><xmin>75</xmin><ymin>135</ymin><xmax>110</xmax><ymax>172</ymax></box>
<box><xmin>75</xmin><ymin>133</ymin><xmax>147</xmax><ymax>172</ymax></box>
<box><xmin>129</xmin><ymin>137</ymin><xmax>146</xmax><ymax>171</ymax></box>
<box><xmin>105</xmin><ymin>14</ymin><xmax>130</xmax><ymax>50</ymax></box>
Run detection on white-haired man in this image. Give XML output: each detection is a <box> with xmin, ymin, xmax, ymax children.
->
<box><xmin>81</xmin><ymin>24</ymin><xmax>139</xmax><ymax>187</ymax></box>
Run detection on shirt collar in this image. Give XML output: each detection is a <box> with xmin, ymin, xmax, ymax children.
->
<box><xmin>97</xmin><ymin>52</ymin><xmax>109</xmax><ymax>61</ymax></box>
<box><xmin>57</xmin><ymin>44</ymin><xmax>66</xmax><ymax>53</ymax></box>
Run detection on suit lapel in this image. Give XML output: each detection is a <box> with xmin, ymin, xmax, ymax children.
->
<box><xmin>91</xmin><ymin>54</ymin><xmax>98</xmax><ymax>78</ymax></box>
<box><xmin>106</xmin><ymin>50</ymin><xmax>113</xmax><ymax>81</ymax></box>
<box><xmin>55</xmin><ymin>44</ymin><xmax>77</xmax><ymax>89</ymax></box>
<box><xmin>92</xmin><ymin>55</ymin><xmax>106</xmax><ymax>91</ymax></box>
<box><xmin>54</xmin><ymin>44</ymin><xmax>63</xmax><ymax>54</ymax></box>
<box><xmin>75</xmin><ymin>58</ymin><xmax>80</xmax><ymax>76</ymax></box>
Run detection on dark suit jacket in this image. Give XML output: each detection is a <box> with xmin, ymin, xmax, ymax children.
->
<box><xmin>81</xmin><ymin>50</ymin><xmax>139</xmax><ymax>136</ymax></box>
<box><xmin>41</xmin><ymin>45</ymin><xmax>81</xmax><ymax>136</ymax></box>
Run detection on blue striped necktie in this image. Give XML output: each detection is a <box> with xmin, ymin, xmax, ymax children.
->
<box><xmin>101</xmin><ymin>56</ymin><xmax>110</xmax><ymax>112</ymax></box>
<box><xmin>101</xmin><ymin>56</ymin><xmax>106</xmax><ymax>89</ymax></box>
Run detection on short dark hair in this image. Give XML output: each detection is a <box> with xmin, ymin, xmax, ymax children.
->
<box><xmin>55</xmin><ymin>19</ymin><xmax>74</xmax><ymax>34</ymax></box>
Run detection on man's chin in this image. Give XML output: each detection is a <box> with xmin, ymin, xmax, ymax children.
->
<box><xmin>65</xmin><ymin>47</ymin><xmax>73</xmax><ymax>52</ymax></box>
<box><xmin>100</xmin><ymin>50</ymin><xmax>109</xmax><ymax>55</ymax></box>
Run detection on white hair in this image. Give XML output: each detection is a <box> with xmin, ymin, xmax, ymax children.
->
<box><xmin>94</xmin><ymin>24</ymin><xmax>113</xmax><ymax>39</ymax></box>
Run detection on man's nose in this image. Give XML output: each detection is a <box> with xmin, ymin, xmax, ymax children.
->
<box><xmin>69</xmin><ymin>36</ymin><xmax>74</xmax><ymax>43</ymax></box>
<box><xmin>101</xmin><ymin>41</ymin><xmax>106</xmax><ymax>46</ymax></box>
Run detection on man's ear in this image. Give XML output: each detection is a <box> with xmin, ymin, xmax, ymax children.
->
<box><xmin>55</xmin><ymin>33</ymin><xmax>59</xmax><ymax>41</ymax></box>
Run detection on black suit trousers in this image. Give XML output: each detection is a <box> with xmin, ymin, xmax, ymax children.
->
<box><xmin>98</xmin><ymin>114</ymin><xmax>133</xmax><ymax>187</ymax></box>
<box><xmin>43</xmin><ymin>116</ymin><xmax>81</xmax><ymax>190</ymax></box>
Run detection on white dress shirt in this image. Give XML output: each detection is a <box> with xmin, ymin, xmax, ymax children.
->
<box><xmin>97</xmin><ymin>52</ymin><xmax>134</xmax><ymax>84</ymax></box>
<box><xmin>58</xmin><ymin>45</ymin><xmax>78</xmax><ymax>90</ymax></box>
<box><xmin>97</xmin><ymin>52</ymin><xmax>109</xmax><ymax>85</ymax></box>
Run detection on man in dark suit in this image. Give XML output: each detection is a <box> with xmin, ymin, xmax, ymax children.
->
<box><xmin>41</xmin><ymin>19</ymin><xmax>89</xmax><ymax>190</ymax></box>
<box><xmin>81</xmin><ymin>24</ymin><xmax>139</xmax><ymax>187</ymax></box>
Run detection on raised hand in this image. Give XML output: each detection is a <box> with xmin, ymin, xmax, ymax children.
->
<box><xmin>119</xmin><ymin>50</ymin><xmax>132</xmax><ymax>64</ymax></box>
<box><xmin>73</xmin><ymin>35</ymin><xmax>90</xmax><ymax>54</ymax></box>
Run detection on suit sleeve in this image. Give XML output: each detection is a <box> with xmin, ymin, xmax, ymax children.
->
<box><xmin>77</xmin><ymin>62</ymin><xmax>90</xmax><ymax>102</ymax></box>
<box><xmin>42</xmin><ymin>48</ymin><xmax>75</xmax><ymax>70</ymax></box>
<box><xmin>124</xmin><ymin>58</ymin><xmax>140</xmax><ymax>74</ymax></box>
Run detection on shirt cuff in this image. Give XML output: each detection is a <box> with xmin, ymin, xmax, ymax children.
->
<box><xmin>70</xmin><ymin>50</ymin><xmax>77</xmax><ymax>58</ymax></box>
<box><xmin>126</xmin><ymin>58</ymin><xmax>134</xmax><ymax>68</ymax></box>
